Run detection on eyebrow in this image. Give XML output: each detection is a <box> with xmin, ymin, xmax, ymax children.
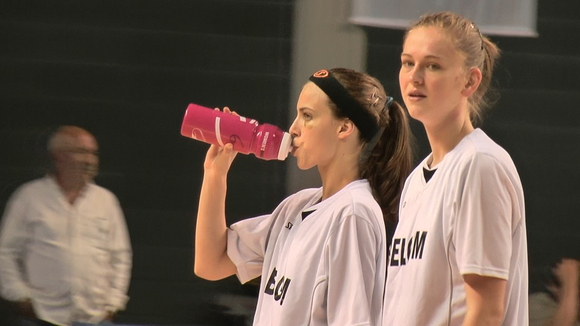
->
<box><xmin>401</xmin><ymin>53</ymin><xmax>442</xmax><ymax>60</ymax></box>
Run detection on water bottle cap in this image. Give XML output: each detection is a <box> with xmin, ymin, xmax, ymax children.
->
<box><xmin>277</xmin><ymin>132</ymin><xmax>293</xmax><ymax>160</ymax></box>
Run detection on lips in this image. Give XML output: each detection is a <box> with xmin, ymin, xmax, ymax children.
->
<box><xmin>408</xmin><ymin>90</ymin><xmax>426</xmax><ymax>98</ymax></box>
<box><xmin>290</xmin><ymin>137</ymin><xmax>298</xmax><ymax>156</ymax></box>
<box><xmin>407</xmin><ymin>90</ymin><xmax>426</xmax><ymax>101</ymax></box>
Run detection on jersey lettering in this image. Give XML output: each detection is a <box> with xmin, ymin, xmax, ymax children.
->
<box><xmin>264</xmin><ymin>267</ymin><xmax>291</xmax><ymax>305</ymax></box>
<box><xmin>390</xmin><ymin>231</ymin><xmax>428</xmax><ymax>266</ymax></box>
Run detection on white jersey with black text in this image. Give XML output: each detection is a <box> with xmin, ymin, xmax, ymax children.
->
<box><xmin>383</xmin><ymin>129</ymin><xmax>528</xmax><ymax>326</ymax></box>
<box><xmin>228</xmin><ymin>179</ymin><xmax>386</xmax><ymax>326</ymax></box>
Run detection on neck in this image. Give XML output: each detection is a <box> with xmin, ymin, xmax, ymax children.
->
<box><xmin>318</xmin><ymin>150</ymin><xmax>360</xmax><ymax>201</ymax></box>
<box><xmin>53</xmin><ymin>173</ymin><xmax>86</xmax><ymax>204</ymax></box>
<box><xmin>424</xmin><ymin>114</ymin><xmax>474</xmax><ymax>167</ymax></box>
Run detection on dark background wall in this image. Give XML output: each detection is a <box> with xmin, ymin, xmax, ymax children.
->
<box><xmin>0</xmin><ymin>0</ymin><xmax>292</xmax><ymax>325</ymax></box>
<box><xmin>0</xmin><ymin>0</ymin><xmax>578</xmax><ymax>325</ymax></box>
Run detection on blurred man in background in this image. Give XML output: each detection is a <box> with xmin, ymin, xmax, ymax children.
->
<box><xmin>0</xmin><ymin>126</ymin><xmax>132</xmax><ymax>326</ymax></box>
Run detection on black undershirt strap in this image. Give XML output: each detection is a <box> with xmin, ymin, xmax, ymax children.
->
<box><xmin>423</xmin><ymin>168</ymin><xmax>437</xmax><ymax>183</ymax></box>
<box><xmin>301</xmin><ymin>210</ymin><xmax>315</xmax><ymax>220</ymax></box>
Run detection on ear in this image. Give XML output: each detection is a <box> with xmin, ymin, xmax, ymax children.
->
<box><xmin>461</xmin><ymin>67</ymin><xmax>482</xmax><ymax>97</ymax></box>
<box><xmin>337</xmin><ymin>119</ymin><xmax>356</xmax><ymax>139</ymax></box>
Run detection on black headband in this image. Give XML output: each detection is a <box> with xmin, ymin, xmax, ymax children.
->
<box><xmin>309</xmin><ymin>69</ymin><xmax>378</xmax><ymax>141</ymax></box>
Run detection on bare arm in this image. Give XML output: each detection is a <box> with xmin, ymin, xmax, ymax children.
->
<box><xmin>194</xmin><ymin>124</ymin><xmax>238</xmax><ymax>280</ymax></box>
<box><xmin>463</xmin><ymin>274</ymin><xmax>507</xmax><ymax>326</ymax></box>
<box><xmin>546</xmin><ymin>259</ymin><xmax>579</xmax><ymax>326</ymax></box>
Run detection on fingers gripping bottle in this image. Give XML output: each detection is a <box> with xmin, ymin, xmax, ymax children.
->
<box><xmin>181</xmin><ymin>103</ymin><xmax>293</xmax><ymax>161</ymax></box>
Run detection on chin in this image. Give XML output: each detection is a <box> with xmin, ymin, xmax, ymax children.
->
<box><xmin>296</xmin><ymin>160</ymin><xmax>315</xmax><ymax>171</ymax></box>
<box><xmin>82</xmin><ymin>175</ymin><xmax>95</xmax><ymax>183</ymax></box>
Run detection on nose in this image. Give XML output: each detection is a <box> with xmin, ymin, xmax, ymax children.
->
<box><xmin>80</xmin><ymin>150</ymin><xmax>99</xmax><ymax>165</ymax></box>
<box><xmin>87</xmin><ymin>153</ymin><xmax>99</xmax><ymax>164</ymax></box>
<box><xmin>289</xmin><ymin>117</ymin><xmax>300</xmax><ymax>138</ymax></box>
<box><xmin>410</xmin><ymin>67</ymin><xmax>423</xmax><ymax>85</ymax></box>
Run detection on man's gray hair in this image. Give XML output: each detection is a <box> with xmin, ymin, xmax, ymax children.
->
<box><xmin>47</xmin><ymin>126</ymin><xmax>94</xmax><ymax>153</ymax></box>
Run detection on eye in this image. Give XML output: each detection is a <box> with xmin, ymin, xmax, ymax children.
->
<box><xmin>75</xmin><ymin>149</ymin><xmax>99</xmax><ymax>156</ymax></box>
<box><xmin>302</xmin><ymin>112</ymin><xmax>312</xmax><ymax>120</ymax></box>
<box><xmin>401</xmin><ymin>60</ymin><xmax>414</xmax><ymax>68</ymax></box>
<box><xmin>426</xmin><ymin>63</ymin><xmax>440</xmax><ymax>70</ymax></box>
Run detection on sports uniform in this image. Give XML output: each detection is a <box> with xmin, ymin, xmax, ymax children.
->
<box><xmin>228</xmin><ymin>179</ymin><xmax>386</xmax><ymax>326</ymax></box>
<box><xmin>383</xmin><ymin>129</ymin><xmax>528</xmax><ymax>325</ymax></box>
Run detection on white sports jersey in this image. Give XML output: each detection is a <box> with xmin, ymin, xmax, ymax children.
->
<box><xmin>227</xmin><ymin>179</ymin><xmax>386</xmax><ymax>326</ymax></box>
<box><xmin>383</xmin><ymin>129</ymin><xmax>528</xmax><ymax>326</ymax></box>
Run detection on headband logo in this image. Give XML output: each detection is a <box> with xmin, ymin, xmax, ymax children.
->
<box><xmin>312</xmin><ymin>69</ymin><xmax>329</xmax><ymax>78</ymax></box>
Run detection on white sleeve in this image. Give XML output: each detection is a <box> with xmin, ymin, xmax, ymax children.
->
<box><xmin>453</xmin><ymin>153</ymin><xmax>515</xmax><ymax>279</ymax></box>
<box><xmin>0</xmin><ymin>186</ymin><xmax>33</xmax><ymax>301</ymax></box>
<box><xmin>227</xmin><ymin>214</ymin><xmax>272</xmax><ymax>284</ymax></box>
<box><xmin>105</xmin><ymin>193</ymin><xmax>132</xmax><ymax>311</ymax></box>
<box><xmin>227</xmin><ymin>189</ymin><xmax>320</xmax><ymax>284</ymax></box>
<box><xmin>326</xmin><ymin>214</ymin><xmax>380</xmax><ymax>326</ymax></box>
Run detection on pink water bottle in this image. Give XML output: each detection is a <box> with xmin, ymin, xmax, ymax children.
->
<box><xmin>181</xmin><ymin>103</ymin><xmax>293</xmax><ymax>161</ymax></box>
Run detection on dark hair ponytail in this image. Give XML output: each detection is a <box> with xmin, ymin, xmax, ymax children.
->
<box><xmin>326</xmin><ymin>68</ymin><xmax>414</xmax><ymax>227</ymax></box>
<box><xmin>360</xmin><ymin>101</ymin><xmax>414</xmax><ymax>225</ymax></box>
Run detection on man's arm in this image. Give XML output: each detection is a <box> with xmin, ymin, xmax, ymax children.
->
<box><xmin>0</xmin><ymin>187</ymin><xmax>33</xmax><ymax>302</ymax></box>
<box><xmin>105</xmin><ymin>196</ymin><xmax>132</xmax><ymax>314</ymax></box>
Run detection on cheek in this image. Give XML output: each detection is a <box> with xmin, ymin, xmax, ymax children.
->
<box><xmin>314</xmin><ymin>128</ymin><xmax>337</xmax><ymax>150</ymax></box>
<box><xmin>300</xmin><ymin>120</ymin><xmax>317</xmax><ymax>138</ymax></box>
<box><xmin>399</xmin><ymin>67</ymin><xmax>406</xmax><ymax>79</ymax></box>
<box><xmin>399</xmin><ymin>70</ymin><xmax>408</xmax><ymax>88</ymax></box>
<box><xmin>301</xmin><ymin>128</ymin><xmax>325</xmax><ymax>151</ymax></box>
<box><xmin>430</xmin><ymin>78</ymin><xmax>452</xmax><ymax>95</ymax></box>
<box><xmin>438</xmin><ymin>77</ymin><xmax>463</xmax><ymax>96</ymax></box>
